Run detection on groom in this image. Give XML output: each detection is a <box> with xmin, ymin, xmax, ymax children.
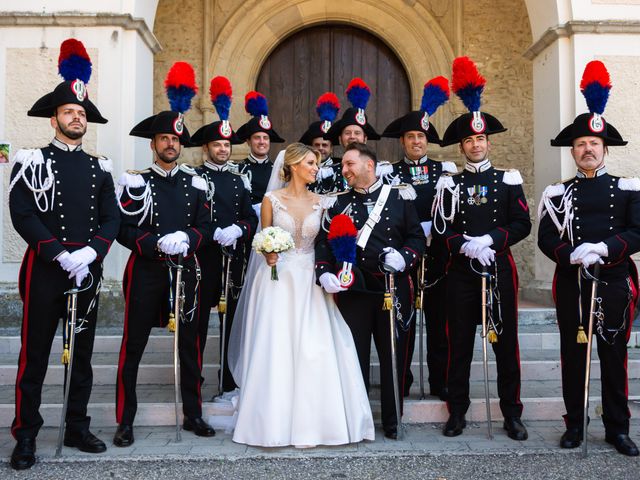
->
<box><xmin>315</xmin><ymin>142</ymin><xmax>425</xmax><ymax>439</ymax></box>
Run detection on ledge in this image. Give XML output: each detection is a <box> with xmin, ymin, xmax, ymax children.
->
<box><xmin>0</xmin><ymin>12</ymin><xmax>162</xmax><ymax>54</ymax></box>
<box><xmin>524</xmin><ymin>20</ymin><xmax>640</xmax><ymax>60</ymax></box>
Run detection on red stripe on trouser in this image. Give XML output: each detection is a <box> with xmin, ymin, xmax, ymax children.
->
<box><xmin>445</xmin><ymin>318</ymin><xmax>452</xmax><ymax>414</ymax></box>
<box><xmin>12</xmin><ymin>249</ymin><xmax>36</xmax><ymax>438</ymax></box>
<box><xmin>625</xmin><ymin>276</ymin><xmax>638</xmax><ymax>402</ymax></box>
<box><xmin>116</xmin><ymin>254</ymin><xmax>136</xmax><ymax>424</ymax></box>
<box><xmin>506</xmin><ymin>253</ymin><xmax>523</xmax><ymax>409</ymax></box>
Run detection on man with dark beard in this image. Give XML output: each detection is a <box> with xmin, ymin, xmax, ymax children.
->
<box><xmin>9</xmin><ymin>39</ymin><xmax>120</xmax><ymax>470</ymax></box>
<box><xmin>113</xmin><ymin>62</ymin><xmax>215</xmax><ymax>447</ymax></box>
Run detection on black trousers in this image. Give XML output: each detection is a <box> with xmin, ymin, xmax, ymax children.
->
<box><xmin>12</xmin><ymin>248</ymin><xmax>102</xmax><ymax>440</ymax></box>
<box><xmin>404</xmin><ymin>267</ymin><xmax>448</xmax><ymax>397</ymax></box>
<box><xmin>336</xmin><ymin>275</ymin><xmax>414</xmax><ymax>428</ymax></box>
<box><xmin>554</xmin><ymin>265</ymin><xmax>637</xmax><ymax>435</ymax></box>
<box><xmin>445</xmin><ymin>253</ymin><xmax>523</xmax><ymax>418</ymax></box>
<box><xmin>116</xmin><ymin>253</ymin><xmax>202</xmax><ymax>425</ymax></box>
<box><xmin>197</xmin><ymin>245</ymin><xmax>242</xmax><ymax>393</ymax></box>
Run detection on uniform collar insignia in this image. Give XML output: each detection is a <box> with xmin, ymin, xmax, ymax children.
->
<box><xmin>404</xmin><ymin>155</ymin><xmax>428</xmax><ymax>165</ymax></box>
<box><xmin>464</xmin><ymin>158</ymin><xmax>491</xmax><ymax>173</ymax></box>
<box><xmin>51</xmin><ymin>137</ymin><xmax>83</xmax><ymax>152</ymax></box>
<box><xmin>204</xmin><ymin>161</ymin><xmax>229</xmax><ymax>172</ymax></box>
<box><xmin>576</xmin><ymin>164</ymin><xmax>607</xmax><ymax>178</ymax></box>
<box><xmin>249</xmin><ymin>153</ymin><xmax>269</xmax><ymax>164</ymax></box>
<box><xmin>151</xmin><ymin>162</ymin><xmax>179</xmax><ymax>177</ymax></box>
<box><xmin>354</xmin><ymin>177</ymin><xmax>382</xmax><ymax>194</ymax></box>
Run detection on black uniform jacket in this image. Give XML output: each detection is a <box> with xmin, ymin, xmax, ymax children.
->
<box><xmin>9</xmin><ymin>142</ymin><xmax>120</xmax><ymax>261</ymax></box>
<box><xmin>432</xmin><ymin>164</ymin><xmax>531</xmax><ymax>269</ymax></box>
<box><xmin>116</xmin><ymin>164</ymin><xmax>213</xmax><ymax>259</ymax></box>
<box><xmin>315</xmin><ymin>179</ymin><xmax>426</xmax><ymax>293</ymax></box>
<box><xmin>538</xmin><ymin>172</ymin><xmax>640</xmax><ymax>277</ymax></box>
<box><xmin>236</xmin><ymin>155</ymin><xmax>272</xmax><ymax>205</ymax></box>
<box><xmin>196</xmin><ymin>162</ymin><xmax>258</xmax><ymax>241</ymax></box>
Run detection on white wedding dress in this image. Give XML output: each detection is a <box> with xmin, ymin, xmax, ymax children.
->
<box><xmin>228</xmin><ymin>191</ymin><xmax>375</xmax><ymax>447</ymax></box>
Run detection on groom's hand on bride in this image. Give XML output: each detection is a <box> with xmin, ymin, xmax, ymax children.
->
<box><xmin>263</xmin><ymin>252</ymin><xmax>279</xmax><ymax>266</ymax></box>
<box><xmin>319</xmin><ymin>273</ymin><xmax>347</xmax><ymax>294</ymax></box>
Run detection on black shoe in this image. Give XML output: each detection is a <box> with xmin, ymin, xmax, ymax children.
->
<box><xmin>183</xmin><ymin>417</ymin><xmax>215</xmax><ymax>437</ymax></box>
<box><xmin>430</xmin><ymin>387</ymin><xmax>448</xmax><ymax>402</ymax></box>
<box><xmin>383</xmin><ymin>424</ymin><xmax>398</xmax><ymax>440</ymax></box>
<box><xmin>10</xmin><ymin>438</ymin><xmax>36</xmax><ymax>470</ymax></box>
<box><xmin>113</xmin><ymin>424</ymin><xmax>134</xmax><ymax>447</ymax></box>
<box><xmin>443</xmin><ymin>414</ymin><xmax>466</xmax><ymax>437</ymax></box>
<box><xmin>503</xmin><ymin>417</ymin><xmax>528</xmax><ymax>441</ymax></box>
<box><xmin>560</xmin><ymin>427</ymin><xmax>583</xmax><ymax>449</ymax></box>
<box><xmin>64</xmin><ymin>430</ymin><xmax>106</xmax><ymax>453</ymax></box>
<box><xmin>605</xmin><ymin>433</ymin><xmax>639</xmax><ymax>457</ymax></box>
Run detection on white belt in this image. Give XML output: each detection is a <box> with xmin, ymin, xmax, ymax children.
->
<box><xmin>357</xmin><ymin>184</ymin><xmax>392</xmax><ymax>249</ymax></box>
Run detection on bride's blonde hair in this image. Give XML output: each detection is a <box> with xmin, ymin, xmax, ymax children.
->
<box><xmin>280</xmin><ymin>142</ymin><xmax>320</xmax><ymax>182</ymax></box>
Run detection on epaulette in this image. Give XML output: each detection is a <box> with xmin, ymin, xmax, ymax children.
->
<box><xmin>13</xmin><ymin>148</ymin><xmax>45</xmax><ymax>165</ymax></box>
<box><xmin>440</xmin><ymin>161</ymin><xmax>458</xmax><ymax>174</ymax></box>
<box><xmin>496</xmin><ymin>168</ymin><xmax>523</xmax><ymax>185</ymax></box>
<box><xmin>319</xmin><ymin>190</ymin><xmax>349</xmax><ymax>209</ymax></box>
<box><xmin>231</xmin><ymin>170</ymin><xmax>252</xmax><ymax>191</ymax></box>
<box><xmin>541</xmin><ymin>182</ymin><xmax>565</xmax><ymax>198</ymax></box>
<box><xmin>392</xmin><ymin>183</ymin><xmax>417</xmax><ymax>200</ymax></box>
<box><xmin>376</xmin><ymin>161</ymin><xmax>394</xmax><ymax>178</ymax></box>
<box><xmin>618</xmin><ymin>176</ymin><xmax>640</xmax><ymax>191</ymax></box>
<box><xmin>118</xmin><ymin>170</ymin><xmax>149</xmax><ymax>188</ymax></box>
<box><xmin>95</xmin><ymin>155</ymin><xmax>113</xmax><ymax>173</ymax></box>
<box><xmin>179</xmin><ymin>163</ymin><xmax>197</xmax><ymax>175</ymax></box>
<box><xmin>177</xmin><ymin>164</ymin><xmax>207</xmax><ymax>191</ymax></box>
<box><xmin>435</xmin><ymin>174</ymin><xmax>456</xmax><ymax>190</ymax></box>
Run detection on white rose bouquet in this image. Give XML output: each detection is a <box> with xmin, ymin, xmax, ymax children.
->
<box><xmin>252</xmin><ymin>226</ymin><xmax>295</xmax><ymax>280</ymax></box>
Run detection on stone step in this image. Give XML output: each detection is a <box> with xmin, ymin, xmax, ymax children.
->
<box><xmin>0</xmin><ymin>355</ymin><xmax>638</xmax><ymax>387</ymax></box>
<box><xmin>2</xmin><ymin>328</ymin><xmax>638</xmax><ymax>356</ymax></box>
<box><xmin>0</xmin><ymin>383</ymin><xmax>637</xmax><ymax>426</ymax></box>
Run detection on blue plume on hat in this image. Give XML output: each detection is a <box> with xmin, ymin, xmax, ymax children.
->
<box><xmin>316</xmin><ymin>92</ymin><xmax>340</xmax><ymax>122</ymax></box>
<box><xmin>58</xmin><ymin>39</ymin><xmax>92</xmax><ymax>83</ymax></box>
<box><xmin>346</xmin><ymin>78</ymin><xmax>371</xmax><ymax>110</ymax></box>
<box><xmin>245</xmin><ymin>91</ymin><xmax>269</xmax><ymax>117</ymax></box>
<box><xmin>451</xmin><ymin>57</ymin><xmax>486</xmax><ymax>112</ymax></box>
<box><xmin>580</xmin><ymin>61</ymin><xmax>611</xmax><ymax>115</ymax></box>
<box><xmin>164</xmin><ymin>62</ymin><xmax>198</xmax><ymax>114</ymax></box>
<box><xmin>210</xmin><ymin>76</ymin><xmax>232</xmax><ymax>121</ymax></box>
<box><xmin>421</xmin><ymin>76</ymin><xmax>450</xmax><ymax>116</ymax></box>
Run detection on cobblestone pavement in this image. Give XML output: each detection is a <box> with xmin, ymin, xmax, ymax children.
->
<box><xmin>1</xmin><ymin>421</ymin><xmax>639</xmax><ymax>479</ymax></box>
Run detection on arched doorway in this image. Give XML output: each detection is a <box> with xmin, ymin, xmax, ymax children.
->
<box><xmin>256</xmin><ymin>25</ymin><xmax>411</xmax><ymax>161</ymax></box>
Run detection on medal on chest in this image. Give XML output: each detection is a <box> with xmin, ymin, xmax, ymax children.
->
<box><xmin>409</xmin><ymin>165</ymin><xmax>429</xmax><ymax>185</ymax></box>
<box><xmin>466</xmin><ymin>185</ymin><xmax>488</xmax><ymax>206</ymax></box>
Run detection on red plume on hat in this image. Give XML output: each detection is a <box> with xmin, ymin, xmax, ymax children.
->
<box><xmin>451</xmin><ymin>56</ymin><xmax>486</xmax><ymax>112</ymax></box>
<box><xmin>164</xmin><ymin>62</ymin><xmax>198</xmax><ymax>114</ymax></box>
<box><xmin>580</xmin><ymin>61</ymin><xmax>611</xmax><ymax>115</ymax></box>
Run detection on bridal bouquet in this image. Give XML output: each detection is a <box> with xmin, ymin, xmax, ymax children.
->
<box><xmin>252</xmin><ymin>226</ymin><xmax>295</xmax><ymax>280</ymax></box>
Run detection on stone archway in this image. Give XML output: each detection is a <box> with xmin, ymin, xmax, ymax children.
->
<box><xmin>204</xmin><ymin>0</ymin><xmax>456</xmax><ymax>129</ymax></box>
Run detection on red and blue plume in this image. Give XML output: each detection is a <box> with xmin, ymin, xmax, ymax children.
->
<box><xmin>421</xmin><ymin>76</ymin><xmax>450</xmax><ymax>116</ymax></box>
<box><xmin>245</xmin><ymin>91</ymin><xmax>269</xmax><ymax>117</ymax></box>
<box><xmin>580</xmin><ymin>60</ymin><xmax>611</xmax><ymax>115</ymax></box>
<box><xmin>58</xmin><ymin>38</ymin><xmax>92</xmax><ymax>83</ymax></box>
<box><xmin>209</xmin><ymin>76</ymin><xmax>232</xmax><ymax>121</ymax></box>
<box><xmin>346</xmin><ymin>78</ymin><xmax>371</xmax><ymax>110</ymax></box>
<box><xmin>327</xmin><ymin>214</ymin><xmax>358</xmax><ymax>264</ymax></box>
<box><xmin>451</xmin><ymin>56</ymin><xmax>486</xmax><ymax>112</ymax></box>
<box><xmin>165</xmin><ymin>62</ymin><xmax>198</xmax><ymax>114</ymax></box>
<box><xmin>316</xmin><ymin>92</ymin><xmax>340</xmax><ymax>122</ymax></box>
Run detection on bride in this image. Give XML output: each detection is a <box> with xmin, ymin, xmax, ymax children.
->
<box><xmin>227</xmin><ymin>142</ymin><xmax>375</xmax><ymax>447</ymax></box>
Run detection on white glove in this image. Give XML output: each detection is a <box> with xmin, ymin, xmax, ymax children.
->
<box><xmin>252</xmin><ymin>203</ymin><xmax>261</xmax><ymax>218</ymax></box>
<box><xmin>570</xmin><ymin>251</ymin><xmax>604</xmax><ymax>268</ymax></box>
<box><xmin>317</xmin><ymin>167</ymin><xmax>334</xmax><ymax>181</ymax></box>
<box><xmin>382</xmin><ymin>247</ymin><xmax>406</xmax><ymax>272</ymax></box>
<box><xmin>158</xmin><ymin>231</ymin><xmax>189</xmax><ymax>255</ymax></box>
<box><xmin>73</xmin><ymin>265</ymin><xmax>90</xmax><ymax>287</ymax></box>
<box><xmin>217</xmin><ymin>224</ymin><xmax>243</xmax><ymax>247</ymax></box>
<box><xmin>66</xmin><ymin>246</ymin><xmax>98</xmax><ymax>277</ymax></box>
<box><xmin>319</xmin><ymin>273</ymin><xmax>347</xmax><ymax>294</ymax></box>
<box><xmin>420</xmin><ymin>221</ymin><xmax>432</xmax><ymax>239</ymax></box>
<box><xmin>56</xmin><ymin>251</ymin><xmax>75</xmax><ymax>271</ymax></box>
<box><xmin>462</xmin><ymin>234</ymin><xmax>493</xmax><ymax>258</ymax></box>
<box><xmin>476</xmin><ymin>247</ymin><xmax>496</xmax><ymax>267</ymax></box>
<box><xmin>570</xmin><ymin>242</ymin><xmax>608</xmax><ymax>264</ymax></box>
